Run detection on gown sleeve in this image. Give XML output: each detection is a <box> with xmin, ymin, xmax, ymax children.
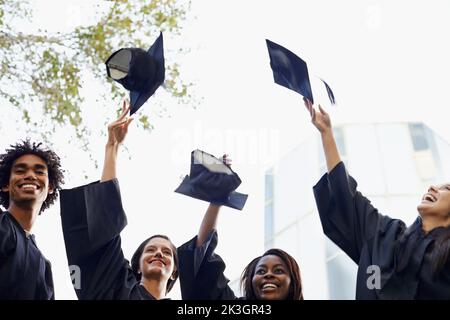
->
<box><xmin>313</xmin><ymin>161</ymin><xmax>394</xmax><ymax>263</ymax></box>
<box><xmin>177</xmin><ymin>230</ymin><xmax>237</xmax><ymax>300</ymax></box>
<box><xmin>60</xmin><ymin>179</ymin><xmax>134</xmax><ymax>299</ymax></box>
<box><xmin>0</xmin><ymin>211</ymin><xmax>17</xmax><ymax>259</ymax></box>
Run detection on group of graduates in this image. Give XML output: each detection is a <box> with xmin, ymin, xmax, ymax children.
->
<box><xmin>1</xmin><ymin>33</ymin><xmax>449</xmax><ymax>300</ymax></box>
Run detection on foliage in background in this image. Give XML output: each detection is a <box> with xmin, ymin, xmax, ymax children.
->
<box><xmin>0</xmin><ymin>0</ymin><xmax>193</xmax><ymax>152</ymax></box>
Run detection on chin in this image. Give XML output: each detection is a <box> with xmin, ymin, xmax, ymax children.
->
<box><xmin>417</xmin><ymin>203</ymin><xmax>430</xmax><ymax>215</ymax></box>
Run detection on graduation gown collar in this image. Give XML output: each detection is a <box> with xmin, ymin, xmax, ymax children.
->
<box><xmin>4</xmin><ymin>210</ymin><xmax>35</xmax><ymax>240</ymax></box>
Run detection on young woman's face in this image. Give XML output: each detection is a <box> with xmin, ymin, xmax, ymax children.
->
<box><xmin>418</xmin><ymin>184</ymin><xmax>450</xmax><ymax>222</ymax></box>
<box><xmin>251</xmin><ymin>254</ymin><xmax>291</xmax><ymax>300</ymax></box>
<box><xmin>139</xmin><ymin>237</ymin><xmax>176</xmax><ymax>283</ymax></box>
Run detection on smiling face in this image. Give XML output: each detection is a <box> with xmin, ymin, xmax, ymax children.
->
<box><xmin>418</xmin><ymin>184</ymin><xmax>450</xmax><ymax>222</ymax></box>
<box><xmin>139</xmin><ymin>237</ymin><xmax>177</xmax><ymax>285</ymax></box>
<box><xmin>1</xmin><ymin>154</ymin><xmax>53</xmax><ymax>209</ymax></box>
<box><xmin>251</xmin><ymin>254</ymin><xmax>291</xmax><ymax>300</ymax></box>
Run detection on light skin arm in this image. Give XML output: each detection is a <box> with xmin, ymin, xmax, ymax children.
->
<box><xmin>196</xmin><ymin>203</ymin><xmax>221</xmax><ymax>247</ymax></box>
<box><xmin>195</xmin><ymin>155</ymin><xmax>231</xmax><ymax>247</ymax></box>
<box><xmin>100</xmin><ymin>100</ymin><xmax>134</xmax><ymax>182</ymax></box>
<box><xmin>303</xmin><ymin>98</ymin><xmax>341</xmax><ymax>173</ymax></box>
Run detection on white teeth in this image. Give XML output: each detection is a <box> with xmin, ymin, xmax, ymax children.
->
<box><xmin>21</xmin><ymin>184</ymin><xmax>37</xmax><ymax>189</ymax></box>
<box><xmin>262</xmin><ymin>283</ymin><xmax>277</xmax><ymax>289</ymax></box>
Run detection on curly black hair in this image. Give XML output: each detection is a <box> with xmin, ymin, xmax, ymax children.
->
<box><xmin>0</xmin><ymin>139</ymin><xmax>64</xmax><ymax>213</ymax></box>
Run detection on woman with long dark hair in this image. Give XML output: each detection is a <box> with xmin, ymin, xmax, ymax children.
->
<box><xmin>304</xmin><ymin>98</ymin><xmax>450</xmax><ymax>299</ymax></box>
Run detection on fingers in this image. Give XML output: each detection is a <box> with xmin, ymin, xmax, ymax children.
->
<box><xmin>123</xmin><ymin>117</ymin><xmax>134</xmax><ymax>132</ymax></box>
<box><xmin>303</xmin><ymin>97</ymin><xmax>315</xmax><ymax>118</ymax></box>
<box><xmin>318</xmin><ymin>104</ymin><xmax>327</xmax><ymax>116</ymax></box>
<box><xmin>222</xmin><ymin>154</ymin><xmax>232</xmax><ymax>165</ymax></box>
<box><xmin>118</xmin><ymin>104</ymin><xmax>130</xmax><ymax>122</ymax></box>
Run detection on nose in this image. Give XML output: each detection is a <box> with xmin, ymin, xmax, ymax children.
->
<box><xmin>154</xmin><ymin>249</ymin><xmax>163</xmax><ymax>258</ymax></box>
<box><xmin>24</xmin><ymin>170</ymin><xmax>37</xmax><ymax>180</ymax></box>
<box><xmin>263</xmin><ymin>271</ymin><xmax>275</xmax><ymax>279</ymax></box>
<box><xmin>428</xmin><ymin>185</ymin><xmax>438</xmax><ymax>193</ymax></box>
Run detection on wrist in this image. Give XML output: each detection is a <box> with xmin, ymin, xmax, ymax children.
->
<box><xmin>320</xmin><ymin>128</ymin><xmax>334</xmax><ymax>139</ymax></box>
<box><xmin>105</xmin><ymin>142</ymin><xmax>120</xmax><ymax>150</ymax></box>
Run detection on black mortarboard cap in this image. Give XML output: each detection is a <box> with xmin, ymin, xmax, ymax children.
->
<box><xmin>266</xmin><ymin>39</ymin><xmax>314</xmax><ymax>103</ymax></box>
<box><xmin>175</xmin><ymin>150</ymin><xmax>248</xmax><ymax>210</ymax></box>
<box><xmin>266</xmin><ymin>39</ymin><xmax>336</xmax><ymax>105</ymax></box>
<box><xmin>105</xmin><ymin>32</ymin><xmax>165</xmax><ymax>115</ymax></box>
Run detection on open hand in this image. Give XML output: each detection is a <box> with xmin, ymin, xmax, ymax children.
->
<box><xmin>107</xmin><ymin>100</ymin><xmax>134</xmax><ymax>146</ymax></box>
<box><xmin>303</xmin><ymin>97</ymin><xmax>332</xmax><ymax>134</ymax></box>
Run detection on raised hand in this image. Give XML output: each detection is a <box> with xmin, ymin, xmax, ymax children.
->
<box><xmin>303</xmin><ymin>97</ymin><xmax>332</xmax><ymax>134</ymax></box>
<box><xmin>106</xmin><ymin>100</ymin><xmax>134</xmax><ymax>147</ymax></box>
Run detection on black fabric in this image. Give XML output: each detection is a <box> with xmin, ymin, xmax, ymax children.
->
<box><xmin>313</xmin><ymin>161</ymin><xmax>450</xmax><ymax>299</ymax></box>
<box><xmin>174</xmin><ymin>150</ymin><xmax>248</xmax><ymax>210</ymax></box>
<box><xmin>60</xmin><ymin>179</ymin><xmax>157</xmax><ymax>300</ymax></box>
<box><xmin>266</xmin><ymin>39</ymin><xmax>314</xmax><ymax>103</ymax></box>
<box><xmin>117</xmin><ymin>48</ymin><xmax>157</xmax><ymax>93</ymax></box>
<box><xmin>0</xmin><ymin>211</ymin><xmax>54</xmax><ymax>299</ymax></box>
<box><xmin>177</xmin><ymin>230</ymin><xmax>238</xmax><ymax>300</ymax></box>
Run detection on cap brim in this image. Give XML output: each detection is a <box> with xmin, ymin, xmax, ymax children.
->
<box><xmin>175</xmin><ymin>176</ymin><xmax>248</xmax><ymax>211</ymax></box>
<box><xmin>130</xmin><ymin>32</ymin><xmax>165</xmax><ymax>115</ymax></box>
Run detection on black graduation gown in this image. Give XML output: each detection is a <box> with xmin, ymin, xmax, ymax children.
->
<box><xmin>313</xmin><ymin>161</ymin><xmax>450</xmax><ymax>299</ymax></box>
<box><xmin>0</xmin><ymin>211</ymin><xmax>54</xmax><ymax>299</ymax></box>
<box><xmin>177</xmin><ymin>230</ymin><xmax>238</xmax><ymax>300</ymax></box>
<box><xmin>59</xmin><ymin>179</ymin><xmax>157</xmax><ymax>300</ymax></box>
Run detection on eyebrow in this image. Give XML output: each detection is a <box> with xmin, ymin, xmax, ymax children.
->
<box><xmin>257</xmin><ymin>263</ymin><xmax>285</xmax><ymax>269</ymax></box>
<box><xmin>13</xmin><ymin>163</ymin><xmax>47</xmax><ymax>170</ymax></box>
<box><xmin>145</xmin><ymin>245</ymin><xmax>172</xmax><ymax>252</ymax></box>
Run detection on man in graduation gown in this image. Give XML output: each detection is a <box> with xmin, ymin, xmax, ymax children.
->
<box><xmin>304</xmin><ymin>98</ymin><xmax>450</xmax><ymax>299</ymax></box>
<box><xmin>0</xmin><ymin>140</ymin><xmax>64</xmax><ymax>299</ymax></box>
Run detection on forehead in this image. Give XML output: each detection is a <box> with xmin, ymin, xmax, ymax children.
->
<box><xmin>145</xmin><ymin>237</ymin><xmax>173</xmax><ymax>249</ymax></box>
<box><xmin>256</xmin><ymin>254</ymin><xmax>287</xmax><ymax>268</ymax></box>
<box><xmin>13</xmin><ymin>154</ymin><xmax>47</xmax><ymax>167</ymax></box>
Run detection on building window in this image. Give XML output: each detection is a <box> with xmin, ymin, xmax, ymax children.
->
<box><xmin>264</xmin><ymin>168</ymin><xmax>274</xmax><ymax>249</ymax></box>
<box><xmin>409</xmin><ymin>123</ymin><xmax>430</xmax><ymax>151</ymax></box>
<box><xmin>409</xmin><ymin>123</ymin><xmax>437</xmax><ymax>183</ymax></box>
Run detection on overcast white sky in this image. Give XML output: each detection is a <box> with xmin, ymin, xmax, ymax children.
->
<box><xmin>1</xmin><ymin>0</ymin><xmax>450</xmax><ymax>299</ymax></box>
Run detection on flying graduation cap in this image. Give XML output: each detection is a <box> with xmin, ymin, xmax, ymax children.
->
<box><xmin>266</xmin><ymin>39</ymin><xmax>336</xmax><ymax>105</ymax></box>
<box><xmin>105</xmin><ymin>32</ymin><xmax>165</xmax><ymax>115</ymax></box>
<box><xmin>175</xmin><ymin>149</ymin><xmax>248</xmax><ymax>210</ymax></box>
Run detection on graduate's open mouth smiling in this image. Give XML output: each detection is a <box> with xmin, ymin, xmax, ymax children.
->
<box><xmin>17</xmin><ymin>182</ymin><xmax>41</xmax><ymax>191</ymax></box>
<box><xmin>148</xmin><ymin>258</ymin><xmax>166</xmax><ymax>266</ymax></box>
<box><xmin>260</xmin><ymin>281</ymin><xmax>279</xmax><ymax>292</ymax></box>
<box><xmin>422</xmin><ymin>193</ymin><xmax>437</xmax><ymax>203</ymax></box>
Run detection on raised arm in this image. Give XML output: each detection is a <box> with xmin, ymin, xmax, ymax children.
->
<box><xmin>305</xmin><ymin>98</ymin><xmax>395</xmax><ymax>262</ymax></box>
<box><xmin>60</xmin><ymin>100</ymin><xmax>134</xmax><ymax>299</ymax></box>
<box><xmin>178</xmin><ymin>154</ymin><xmax>237</xmax><ymax>299</ymax></box>
<box><xmin>196</xmin><ymin>203</ymin><xmax>221</xmax><ymax>247</ymax></box>
<box><xmin>303</xmin><ymin>97</ymin><xmax>341</xmax><ymax>172</ymax></box>
<box><xmin>101</xmin><ymin>100</ymin><xmax>133</xmax><ymax>182</ymax></box>
<box><xmin>195</xmin><ymin>154</ymin><xmax>231</xmax><ymax>246</ymax></box>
